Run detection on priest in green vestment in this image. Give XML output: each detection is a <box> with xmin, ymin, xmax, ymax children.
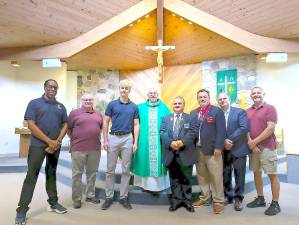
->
<box><xmin>131</xmin><ymin>88</ymin><xmax>171</xmax><ymax>192</ymax></box>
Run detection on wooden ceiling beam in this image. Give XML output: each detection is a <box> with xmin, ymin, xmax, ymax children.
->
<box><xmin>157</xmin><ymin>0</ymin><xmax>164</xmax><ymax>43</ymax></box>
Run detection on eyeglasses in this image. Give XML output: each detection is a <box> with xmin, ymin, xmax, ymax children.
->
<box><xmin>46</xmin><ymin>85</ymin><xmax>58</xmax><ymax>90</ymax></box>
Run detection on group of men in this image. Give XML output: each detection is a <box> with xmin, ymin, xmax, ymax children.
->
<box><xmin>14</xmin><ymin>79</ymin><xmax>281</xmax><ymax>225</ymax></box>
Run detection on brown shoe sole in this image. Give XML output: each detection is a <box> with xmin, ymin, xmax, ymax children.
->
<box><xmin>213</xmin><ymin>203</ymin><xmax>224</xmax><ymax>214</ymax></box>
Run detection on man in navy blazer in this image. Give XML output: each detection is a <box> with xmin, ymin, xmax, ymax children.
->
<box><xmin>217</xmin><ymin>92</ymin><xmax>249</xmax><ymax>211</ymax></box>
<box><xmin>191</xmin><ymin>89</ymin><xmax>226</xmax><ymax>214</ymax></box>
<box><xmin>160</xmin><ymin>96</ymin><xmax>197</xmax><ymax>212</ymax></box>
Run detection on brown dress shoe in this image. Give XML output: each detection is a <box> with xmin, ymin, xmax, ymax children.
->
<box><xmin>234</xmin><ymin>199</ymin><xmax>243</xmax><ymax>211</ymax></box>
<box><xmin>192</xmin><ymin>199</ymin><xmax>207</xmax><ymax>208</ymax></box>
<box><xmin>213</xmin><ymin>202</ymin><xmax>224</xmax><ymax>214</ymax></box>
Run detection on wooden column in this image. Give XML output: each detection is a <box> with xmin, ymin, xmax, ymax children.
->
<box><xmin>157</xmin><ymin>0</ymin><xmax>164</xmax><ymax>43</ymax></box>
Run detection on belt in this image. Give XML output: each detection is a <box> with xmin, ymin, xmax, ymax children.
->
<box><xmin>109</xmin><ymin>131</ymin><xmax>131</xmax><ymax>136</ymax></box>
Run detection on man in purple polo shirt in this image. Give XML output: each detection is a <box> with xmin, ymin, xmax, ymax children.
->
<box><xmin>68</xmin><ymin>93</ymin><xmax>103</xmax><ymax>209</ymax></box>
<box><xmin>246</xmin><ymin>86</ymin><xmax>280</xmax><ymax>216</ymax></box>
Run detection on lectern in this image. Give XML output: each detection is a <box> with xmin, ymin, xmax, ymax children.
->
<box><xmin>15</xmin><ymin>121</ymin><xmax>31</xmax><ymax>157</ymax></box>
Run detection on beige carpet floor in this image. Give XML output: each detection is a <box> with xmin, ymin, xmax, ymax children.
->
<box><xmin>1</xmin><ymin>173</ymin><xmax>299</xmax><ymax>225</ymax></box>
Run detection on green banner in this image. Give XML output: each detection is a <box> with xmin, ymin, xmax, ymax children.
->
<box><xmin>216</xmin><ymin>69</ymin><xmax>237</xmax><ymax>103</ymax></box>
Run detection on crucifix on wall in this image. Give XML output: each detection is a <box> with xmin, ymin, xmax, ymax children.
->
<box><xmin>145</xmin><ymin>0</ymin><xmax>175</xmax><ymax>83</ymax></box>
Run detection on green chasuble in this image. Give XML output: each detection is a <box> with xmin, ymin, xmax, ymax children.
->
<box><xmin>131</xmin><ymin>100</ymin><xmax>171</xmax><ymax>177</ymax></box>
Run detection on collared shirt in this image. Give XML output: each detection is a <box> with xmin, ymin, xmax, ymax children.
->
<box><xmin>105</xmin><ymin>98</ymin><xmax>139</xmax><ymax>133</ymax></box>
<box><xmin>24</xmin><ymin>95</ymin><xmax>68</xmax><ymax>147</ymax></box>
<box><xmin>223</xmin><ymin>107</ymin><xmax>231</xmax><ymax>128</ymax></box>
<box><xmin>68</xmin><ymin>107</ymin><xmax>103</xmax><ymax>152</ymax></box>
<box><xmin>246</xmin><ymin>102</ymin><xmax>277</xmax><ymax>150</ymax></box>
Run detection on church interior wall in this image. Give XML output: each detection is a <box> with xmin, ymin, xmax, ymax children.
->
<box><xmin>162</xmin><ymin>63</ymin><xmax>202</xmax><ymax>113</ymax></box>
<box><xmin>1</xmin><ymin>54</ymin><xmax>298</xmax><ymax>155</ymax></box>
<box><xmin>201</xmin><ymin>54</ymin><xmax>257</xmax><ymax>106</ymax></box>
<box><xmin>120</xmin><ymin>67</ymin><xmax>161</xmax><ymax>104</ymax></box>
<box><xmin>256</xmin><ymin>53</ymin><xmax>299</xmax><ymax>155</ymax></box>
<box><xmin>0</xmin><ymin>61</ymin><xmax>69</xmax><ymax>154</ymax></box>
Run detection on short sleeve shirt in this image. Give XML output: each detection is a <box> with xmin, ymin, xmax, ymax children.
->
<box><xmin>246</xmin><ymin>102</ymin><xmax>277</xmax><ymax>150</ymax></box>
<box><xmin>24</xmin><ymin>96</ymin><xmax>68</xmax><ymax>147</ymax></box>
<box><xmin>105</xmin><ymin>98</ymin><xmax>139</xmax><ymax>133</ymax></box>
<box><xmin>68</xmin><ymin>108</ymin><xmax>103</xmax><ymax>151</ymax></box>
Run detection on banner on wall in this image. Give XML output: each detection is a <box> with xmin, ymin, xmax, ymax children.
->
<box><xmin>216</xmin><ymin>69</ymin><xmax>237</xmax><ymax>103</ymax></box>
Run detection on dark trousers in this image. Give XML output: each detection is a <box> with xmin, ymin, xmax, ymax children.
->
<box><xmin>167</xmin><ymin>154</ymin><xmax>193</xmax><ymax>207</ymax></box>
<box><xmin>17</xmin><ymin>146</ymin><xmax>60</xmax><ymax>213</ymax></box>
<box><xmin>223</xmin><ymin>150</ymin><xmax>246</xmax><ymax>201</ymax></box>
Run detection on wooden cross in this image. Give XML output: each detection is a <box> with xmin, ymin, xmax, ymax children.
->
<box><xmin>145</xmin><ymin>0</ymin><xmax>175</xmax><ymax>83</ymax></box>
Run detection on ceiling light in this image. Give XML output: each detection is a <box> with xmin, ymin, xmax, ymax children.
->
<box><xmin>145</xmin><ymin>14</ymin><xmax>149</xmax><ymax>18</ymax></box>
<box><xmin>11</xmin><ymin>61</ymin><xmax>20</xmax><ymax>67</ymax></box>
<box><xmin>266</xmin><ymin>53</ymin><xmax>288</xmax><ymax>63</ymax></box>
<box><xmin>42</xmin><ymin>58</ymin><xmax>62</xmax><ymax>68</ymax></box>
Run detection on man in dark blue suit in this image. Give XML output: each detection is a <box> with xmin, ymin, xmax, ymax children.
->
<box><xmin>160</xmin><ymin>96</ymin><xmax>197</xmax><ymax>212</ymax></box>
<box><xmin>217</xmin><ymin>92</ymin><xmax>249</xmax><ymax>211</ymax></box>
<box><xmin>191</xmin><ymin>89</ymin><xmax>226</xmax><ymax>214</ymax></box>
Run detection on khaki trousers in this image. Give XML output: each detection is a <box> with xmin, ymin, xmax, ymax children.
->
<box><xmin>196</xmin><ymin>150</ymin><xmax>224</xmax><ymax>203</ymax></box>
<box><xmin>72</xmin><ymin>151</ymin><xmax>101</xmax><ymax>202</ymax></box>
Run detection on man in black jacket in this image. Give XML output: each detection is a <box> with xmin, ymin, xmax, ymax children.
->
<box><xmin>160</xmin><ymin>96</ymin><xmax>197</xmax><ymax>212</ymax></box>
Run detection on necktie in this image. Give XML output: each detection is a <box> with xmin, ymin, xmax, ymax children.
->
<box><xmin>173</xmin><ymin>114</ymin><xmax>180</xmax><ymax>140</ymax></box>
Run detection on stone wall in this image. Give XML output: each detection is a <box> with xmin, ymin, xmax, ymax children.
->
<box><xmin>202</xmin><ymin>54</ymin><xmax>257</xmax><ymax>107</ymax></box>
<box><xmin>76</xmin><ymin>69</ymin><xmax>119</xmax><ymax>114</ymax></box>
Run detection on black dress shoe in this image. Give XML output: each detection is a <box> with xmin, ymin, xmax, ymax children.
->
<box><xmin>169</xmin><ymin>204</ymin><xmax>179</xmax><ymax>212</ymax></box>
<box><xmin>185</xmin><ymin>204</ymin><xmax>195</xmax><ymax>213</ymax></box>
<box><xmin>101</xmin><ymin>198</ymin><xmax>113</xmax><ymax>210</ymax></box>
<box><xmin>234</xmin><ymin>199</ymin><xmax>244</xmax><ymax>211</ymax></box>
<box><xmin>119</xmin><ymin>197</ymin><xmax>132</xmax><ymax>210</ymax></box>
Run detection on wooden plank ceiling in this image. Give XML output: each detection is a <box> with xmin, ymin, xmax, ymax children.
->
<box><xmin>1</xmin><ymin>0</ymin><xmax>298</xmax><ymax>49</ymax></box>
<box><xmin>182</xmin><ymin>0</ymin><xmax>299</xmax><ymax>39</ymax></box>
<box><xmin>65</xmin><ymin>11</ymin><xmax>157</xmax><ymax>70</ymax></box>
<box><xmin>163</xmin><ymin>10</ymin><xmax>253</xmax><ymax>66</ymax></box>
<box><xmin>0</xmin><ymin>0</ymin><xmax>298</xmax><ymax>70</ymax></box>
<box><xmin>0</xmin><ymin>0</ymin><xmax>142</xmax><ymax>47</ymax></box>
<box><xmin>65</xmin><ymin>10</ymin><xmax>253</xmax><ymax>70</ymax></box>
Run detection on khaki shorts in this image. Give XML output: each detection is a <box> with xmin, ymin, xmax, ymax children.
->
<box><xmin>249</xmin><ymin>148</ymin><xmax>278</xmax><ymax>174</ymax></box>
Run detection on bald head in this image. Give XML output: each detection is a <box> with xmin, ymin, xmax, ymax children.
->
<box><xmin>217</xmin><ymin>92</ymin><xmax>230</xmax><ymax>111</ymax></box>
